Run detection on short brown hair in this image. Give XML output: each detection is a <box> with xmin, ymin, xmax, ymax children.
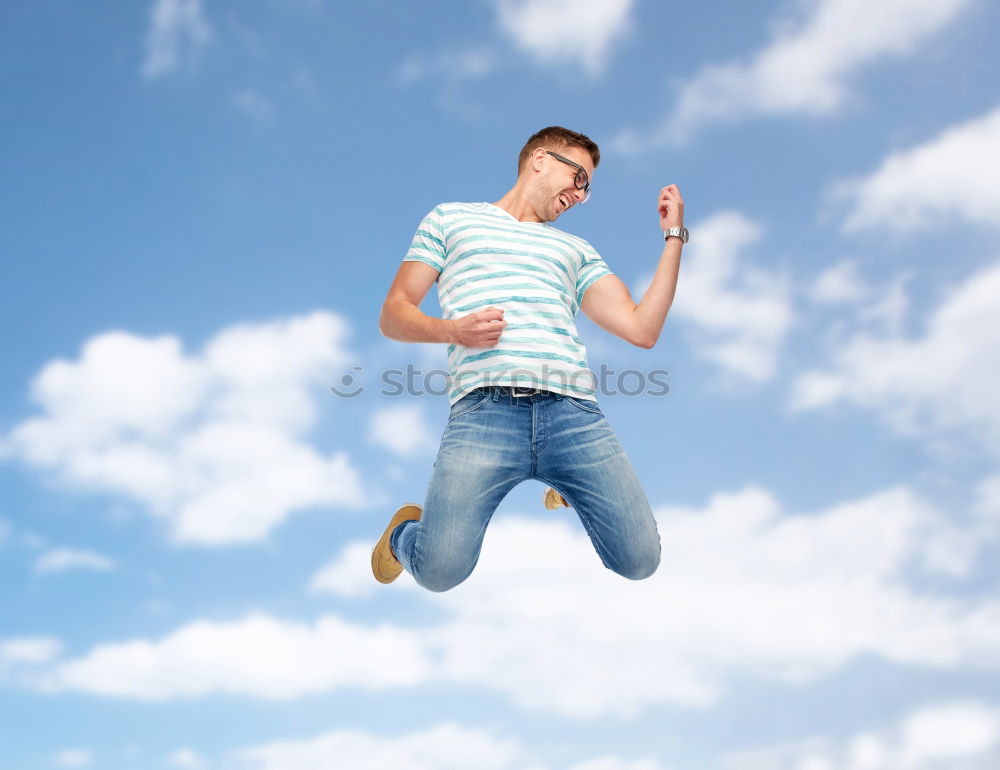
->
<box><xmin>517</xmin><ymin>126</ymin><xmax>600</xmax><ymax>175</ymax></box>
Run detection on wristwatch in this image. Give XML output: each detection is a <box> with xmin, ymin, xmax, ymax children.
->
<box><xmin>664</xmin><ymin>227</ymin><xmax>689</xmax><ymax>244</ymax></box>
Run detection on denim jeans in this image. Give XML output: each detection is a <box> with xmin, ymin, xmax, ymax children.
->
<box><xmin>390</xmin><ymin>387</ymin><xmax>661</xmax><ymax>592</ymax></box>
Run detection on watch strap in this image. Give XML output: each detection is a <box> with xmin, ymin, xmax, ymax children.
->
<box><xmin>664</xmin><ymin>226</ymin><xmax>689</xmax><ymax>244</ymax></box>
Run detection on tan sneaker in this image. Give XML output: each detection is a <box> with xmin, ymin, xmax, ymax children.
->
<box><xmin>371</xmin><ymin>503</ymin><xmax>422</xmax><ymax>584</ymax></box>
<box><xmin>543</xmin><ymin>487</ymin><xmax>570</xmax><ymax>509</ymax></box>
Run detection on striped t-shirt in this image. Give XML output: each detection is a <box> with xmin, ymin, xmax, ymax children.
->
<box><xmin>403</xmin><ymin>202</ymin><xmax>612</xmax><ymax>404</ymax></box>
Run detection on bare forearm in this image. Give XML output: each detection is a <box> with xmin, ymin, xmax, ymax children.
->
<box><xmin>379</xmin><ymin>299</ymin><xmax>455</xmax><ymax>343</ymax></box>
<box><xmin>577</xmin><ymin>186</ymin><xmax>686</xmax><ymax>350</ymax></box>
<box><xmin>633</xmin><ymin>238</ymin><xmax>682</xmax><ymax>347</ymax></box>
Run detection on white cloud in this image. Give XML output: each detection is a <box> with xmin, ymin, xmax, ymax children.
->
<box><xmin>974</xmin><ymin>475</ymin><xmax>1000</xmax><ymax>521</ymax></box>
<box><xmin>810</xmin><ymin>259</ymin><xmax>869</xmax><ymax>304</ymax></box>
<box><xmin>54</xmin><ymin>749</ymin><xmax>93</xmax><ymax>768</ymax></box>
<box><xmin>417</xmin><ymin>487</ymin><xmax>998</xmax><ymax>718</ymax></box>
<box><xmin>791</xmin><ymin>262</ymin><xmax>1000</xmax><ymax>457</ymax></box>
<box><xmin>643</xmin><ymin>211</ymin><xmax>792</xmax><ymax>381</ymax></box>
<box><xmin>839</xmin><ymin>107</ymin><xmax>1000</xmax><ymax>234</ymax></box>
<box><xmin>0</xmin><ymin>636</ymin><xmax>62</xmax><ymax>666</ymax></box>
<box><xmin>168</xmin><ymin>748</ymin><xmax>204</xmax><ymax>768</ymax></box>
<box><xmin>400</xmin><ymin>1</ymin><xmax>634</xmax><ymax>84</ymax></box>
<box><xmin>857</xmin><ymin>271</ymin><xmax>912</xmax><ymax>336</ymax></box>
<box><xmin>493</xmin><ymin>0</ymin><xmax>634</xmax><ymax>76</ymax></box>
<box><xmin>4</xmin><ymin>312</ymin><xmax>366</xmax><ymax>545</ymax></box>
<box><xmin>898</xmin><ymin>702</ymin><xmax>1000</xmax><ymax>767</ymax></box>
<box><xmin>368</xmin><ymin>404</ymin><xmax>438</xmax><ymax>458</ymax></box>
<box><xmin>233</xmin><ymin>724</ymin><xmax>666</xmax><ymax>770</ymax></box>
<box><xmin>142</xmin><ymin>0</ymin><xmax>212</xmax><ymax>80</ymax></box>
<box><xmin>310</xmin><ymin>541</ymin><xmax>376</xmax><ymax>598</ymax></box>
<box><xmin>35</xmin><ymin>548</ymin><xmax>115</xmax><ymax>575</ymax></box>
<box><xmin>724</xmin><ymin>700</ymin><xmax>1000</xmax><ymax>770</ymax></box>
<box><xmin>36</xmin><ymin>614</ymin><xmax>434</xmax><ymax>700</ymax></box>
<box><xmin>569</xmin><ymin>759</ymin><xmax>670</xmax><ymax>770</ymax></box>
<box><xmin>619</xmin><ymin>0</ymin><xmax>972</xmax><ymax>146</ymax></box>
<box><xmin>33</xmin><ymin>485</ymin><xmax>1000</xmax><ymax>718</ymax></box>
<box><xmin>235</xmin><ymin>723</ymin><xmax>545</xmax><ymax>770</ymax></box>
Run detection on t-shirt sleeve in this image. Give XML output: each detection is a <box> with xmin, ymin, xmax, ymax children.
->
<box><xmin>402</xmin><ymin>206</ymin><xmax>446</xmax><ymax>274</ymax></box>
<box><xmin>575</xmin><ymin>241</ymin><xmax>613</xmax><ymax>306</ymax></box>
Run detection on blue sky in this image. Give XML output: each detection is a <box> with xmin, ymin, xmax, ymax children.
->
<box><xmin>2</xmin><ymin>0</ymin><xmax>999</xmax><ymax>768</ymax></box>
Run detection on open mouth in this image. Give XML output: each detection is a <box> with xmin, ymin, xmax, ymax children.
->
<box><xmin>558</xmin><ymin>193</ymin><xmax>571</xmax><ymax>211</ymax></box>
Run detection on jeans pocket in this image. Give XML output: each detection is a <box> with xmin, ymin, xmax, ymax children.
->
<box><xmin>448</xmin><ymin>389</ymin><xmax>491</xmax><ymax>422</ymax></box>
<box><xmin>565</xmin><ymin>395</ymin><xmax>602</xmax><ymax>414</ymax></box>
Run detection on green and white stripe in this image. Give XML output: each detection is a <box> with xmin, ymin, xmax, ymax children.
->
<box><xmin>404</xmin><ymin>202</ymin><xmax>612</xmax><ymax>404</ymax></box>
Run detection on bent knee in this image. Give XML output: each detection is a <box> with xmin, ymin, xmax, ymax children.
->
<box><xmin>414</xmin><ymin>573</ymin><xmax>466</xmax><ymax>593</ymax></box>
<box><xmin>412</xmin><ymin>558</ymin><xmax>475</xmax><ymax>593</ymax></box>
<box><xmin>614</xmin><ymin>547</ymin><xmax>660</xmax><ymax>581</ymax></box>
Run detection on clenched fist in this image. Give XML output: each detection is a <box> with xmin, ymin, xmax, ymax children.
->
<box><xmin>658</xmin><ymin>184</ymin><xmax>684</xmax><ymax>231</ymax></box>
<box><xmin>451</xmin><ymin>306</ymin><xmax>507</xmax><ymax>348</ymax></box>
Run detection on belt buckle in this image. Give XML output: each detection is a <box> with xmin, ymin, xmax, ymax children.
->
<box><xmin>511</xmin><ymin>385</ymin><xmax>540</xmax><ymax>397</ymax></box>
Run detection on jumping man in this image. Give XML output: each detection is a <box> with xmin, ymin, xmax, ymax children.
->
<box><xmin>372</xmin><ymin>126</ymin><xmax>686</xmax><ymax>592</ymax></box>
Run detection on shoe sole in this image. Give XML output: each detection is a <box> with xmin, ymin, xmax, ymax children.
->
<box><xmin>371</xmin><ymin>503</ymin><xmax>423</xmax><ymax>584</ymax></box>
<box><xmin>543</xmin><ymin>487</ymin><xmax>570</xmax><ymax>509</ymax></box>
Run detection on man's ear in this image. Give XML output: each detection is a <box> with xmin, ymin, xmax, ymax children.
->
<box><xmin>530</xmin><ymin>147</ymin><xmax>547</xmax><ymax>172</ymax></box>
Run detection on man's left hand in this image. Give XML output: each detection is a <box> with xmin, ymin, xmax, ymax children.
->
<box><xmin>658</xmin><ymin>184</ymin><xmax>684</xmax><ymax>231</ymax></box>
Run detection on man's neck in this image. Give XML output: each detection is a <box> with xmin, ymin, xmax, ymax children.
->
<box><xmin>493</xmin><ymin>186</ymin><xmax>545</xmax><ymax>223</ymax></box>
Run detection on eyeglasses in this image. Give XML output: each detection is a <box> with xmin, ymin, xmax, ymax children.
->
<box><xmin>545</xmin><ymin>150</ymin><xmax>591</xmax><ymax>203</ymax></box>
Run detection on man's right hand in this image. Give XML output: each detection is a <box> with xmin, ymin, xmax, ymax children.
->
<box><xmin>450</xmin><ymin>306</ymin><xmax>506</xmax><ymax>347</ymax></box>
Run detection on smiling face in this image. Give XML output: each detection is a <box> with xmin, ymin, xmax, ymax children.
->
<box><xmin>532</xmin><ymin>145</ymin><xmax>595</xmax><ymax>222</ymax></box>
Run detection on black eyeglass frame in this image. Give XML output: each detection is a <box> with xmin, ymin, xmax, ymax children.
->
<box><xmin>545</xmin><ymin>150</ymin><xmax>592</xmax><ymax>202</ymax></box>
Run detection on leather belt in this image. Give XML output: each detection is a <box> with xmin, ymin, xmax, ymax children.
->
<box><xmin>480</xmin><ymin>385</ymin><xmax>551</xmax><ymax>397</ymax></box>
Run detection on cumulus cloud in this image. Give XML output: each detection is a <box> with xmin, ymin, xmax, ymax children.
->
<box><xmin>642</xmin><ymin>211</ymin><xmax>792</xmax><ymax>381</ymax></box>
<box><xmin>35</xmin><ymin>614</ymin><xmax>433</xmax><ymax>700</ymax></box>
<box><xmin>810</xmin><ymin>259</ymin><xmax>869</xmax><ymax>304</ymax></box>
<box><xmin>235</xmin><ymin>723</ymin><xmax>544</xmax><ymax>770</ymax></box>
<box><xmin>493</xmin><ymin>0</ymin><xmax>634</xmax><ymax>76</ymax></box>
<box><xmin>974</xmin><ymin>475</ymin><xmax>1000</xmax><ymax>522</ymax></box>
<box><xmin>856</xmin><ymin>271</ymin><xmax>913</xmax><ymax>336</ymax></box>
<box><xmin>233</xmin><ymin>724</ymin><xmax>666</xmax><ymax>770</ymax></box>
<box><xmin>142</xmin><ymin>0</ymin><xmax>212</xmax><ymax>79</ymax></box>
<box><xmin>53</xmin><ymin>749</ymin><xmax>93</xmax><ymax>768</ymax></box>
<box><xmin>791</xmin><ymin>262</ymin><xmax>1000</xmax><ymax>457</ymax></box>
<box><xmin>309</xmin><ymin>541</ymin><xmax>376</xmax><ymax>597</ymax></box>
<box><xmin>416</xmin><ymin>487</ymin><xmax>998</xmax><ymax>717</ymax></box>
<box><xmin>39</xmin><ymin>485</ymin><xmax>1000</xmax><ymax>717</ymax></box>
<box><xmin>838</xmin><ymin>107</ymin><xmax>1000</xmax><ymax>234</ymax></box>
<box><xmin>568</xmin><ymin>759</ymin><xmax>669</xmax><ymax>770</ymax></box>
<box><xmin>168</xmin><ymin>748</ymin><xmax>204</xmax><ymax>768</ymax></box>
<box><xmin>35</xmin><ymin>548</ymin><xmax>115</xmax><ymax>575</ymax></box>
<box><xmin>368</xmin><ymin>403</ymin><xmax>438</xmax><ymax>458</ymax></box>
<box><xmin>618</xmin><ymin>0</ymin><xmax>973</xmax><ymax>146</ymax></box>
<box><xmin>0</xmin><ymin>637</ymin><xmax>61</xmax><ymax>667</ymax></box>
<box><xmin>724</xmin><ymin>700</ymin><xmax>1000</xmax><ymax>770</ymax></box>
<box><xmin>3</xmin><ymin>312</ymin><xmax>366</xmax><ymax>545</ymax></box>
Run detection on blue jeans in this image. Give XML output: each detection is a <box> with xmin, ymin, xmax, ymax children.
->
<box><xmin>391</xmin><ymin>387</ymin><xmax>661</xmax><ymax>592</ymax></box>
